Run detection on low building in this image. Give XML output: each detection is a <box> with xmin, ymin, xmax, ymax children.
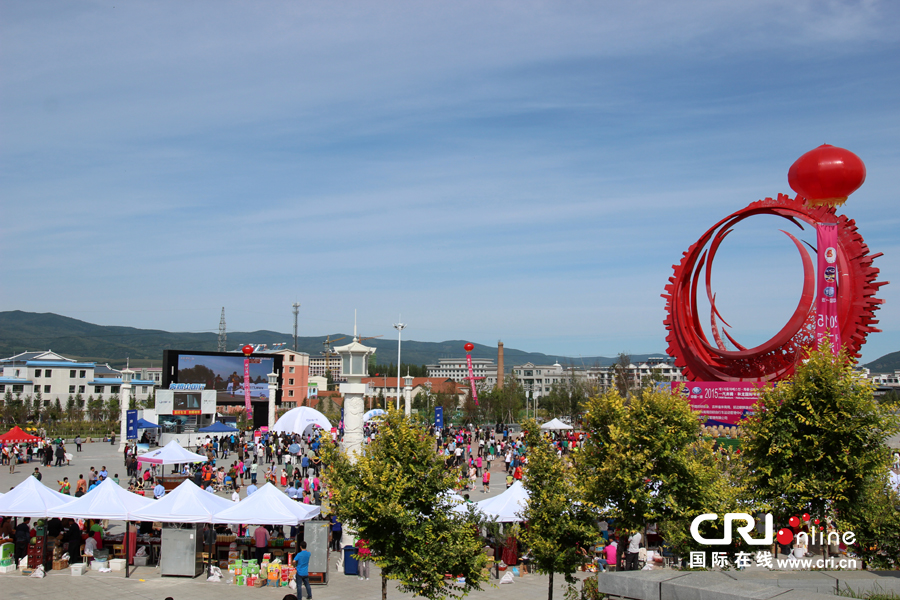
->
<box><xmin>0</xmin><ymin>350</ymin><xmax>156</xmax><ymax>406</ymax></box>
<box><xmin>426</xmin><ymin>358</ymin><xmax>498</xmax><ymax>387</ymax></box>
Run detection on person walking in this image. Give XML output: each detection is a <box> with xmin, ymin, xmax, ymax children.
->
<box><xmin>75</xmin><ymin>436</ymin><xmax>82</xmax><ymax>452</ymax></box>
<box><xmin>293</xmin><ymin>540</ymin><xmax>312</xmax><ymax>599</ymax></box>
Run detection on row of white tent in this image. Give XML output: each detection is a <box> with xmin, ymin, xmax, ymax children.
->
<box><xmin>0</xmin><ymin>476</ymin><xmax>320</xmax><ymax>525</ymax></box>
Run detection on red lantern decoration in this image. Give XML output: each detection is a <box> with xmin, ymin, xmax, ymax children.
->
<box><xmin>464</xmin><ymin>342</ymin><xmax>474</xmax><ymax>352</ymax></box>
<box><xmin>242</xmin><ymin>344</ymin><xmax>254</xmax><ymax>356</ymax></box>
<box><xmin>788</xmin><ymin>144</ymin><xmax>866</xmax><ymax>207</ymax></box>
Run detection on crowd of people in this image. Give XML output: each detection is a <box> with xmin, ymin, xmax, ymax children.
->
<box><xmin>120</xmin><ymin>428</ymin><xmax>334</xmax><ymax>508</ymax></box>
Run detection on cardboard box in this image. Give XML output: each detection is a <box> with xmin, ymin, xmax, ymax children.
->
<box><xmin>235</xmin><ymin>575</ymin><xmax>245</xmax><ymax>586</ymax></box>
<box><xmin>254</xmin><ymin>577</ymin><xmax>266</xmax><ymax>587</ymax></box>
<box><xmin>0</xmin><ymin>564</ymin><xmax>16</xmax><ymax>574</ymax></box>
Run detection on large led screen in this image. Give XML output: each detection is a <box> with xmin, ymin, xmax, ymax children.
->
<box><xmin>162</xmin><ymin>350</ymin><xmax>283</xmax><ymax>404</ymax></box>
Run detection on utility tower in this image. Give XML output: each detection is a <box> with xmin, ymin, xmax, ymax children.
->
<box><xmin>292</xmin><ymin>302</ymin><xmax>301</xmax><ymax>351</ymax></box>
<box><xmin>218</xmin><ymin>307</ymin><xmax>227</xmax><ymax>352</ymax></box>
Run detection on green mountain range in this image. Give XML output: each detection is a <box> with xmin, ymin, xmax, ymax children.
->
<box><xmin>863</xmin><ymin>350</ymin><xmax>900</xmax><ymax>374</ymax></box>
<box><xmin>0</xmin><ymin>310</ymin><xmax>662</xmax><ymax>370</ymax></box>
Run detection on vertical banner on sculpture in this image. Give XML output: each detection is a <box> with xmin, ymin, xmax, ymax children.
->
<box><xmin>465</xmin><ymin>353</ymin><xmax>479</xmax><ymax>405</ymax></box>
<box><xmin>435</xmin><ymin>406</ymin><xmax>444</xmax><ymax>429</ymax></box>
<box><xmin>243</xmin><ymin>357</ymin><xmax>253</xmax><ymax>418</ymax></box>
<box><xmin>816</xmin><ymin>223</ymin><xmax>840</xmax><ymax>355</ymax></box>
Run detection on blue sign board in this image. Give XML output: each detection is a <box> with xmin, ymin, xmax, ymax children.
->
<box><xmin>126</xmin><ymin>409</ymin><xmax>138</xmax><ymax>440</ymax></box>
<box><xmin>434</xmin><ymin>406</ymin><xmax>443</xmax><ymax>429</ymax></box>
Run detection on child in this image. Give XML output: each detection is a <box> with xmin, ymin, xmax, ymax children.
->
<box><xmin>482</xmin><ymin>470</ymin><xmax>490</xmax><ymax>492</ymax></box>
<box><xmin>506</xmin><ymin>473</ymin><xmax>514</xmax><ymax>489</ymax></box>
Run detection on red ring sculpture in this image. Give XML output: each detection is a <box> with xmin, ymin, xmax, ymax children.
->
<box><xmin>662</xmin><ymin>193</ymin><xmax>885</xmax><ymax>382</ymax></box>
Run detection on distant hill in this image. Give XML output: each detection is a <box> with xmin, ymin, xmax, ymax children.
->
<box><xmin>0</xmin><ymin>310</ymin><xmax>663</xmax><ymax>370</ymax></box>
<box><xmin>864</xmin><ymin>351</ymin><xmax>900</xmax><ymax>374</ymax></box>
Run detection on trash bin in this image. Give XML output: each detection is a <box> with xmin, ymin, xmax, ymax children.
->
<box><xmin>343</xmin><ymin>546</ymin><xmax>359</xmax><ymax>575</ymax></box>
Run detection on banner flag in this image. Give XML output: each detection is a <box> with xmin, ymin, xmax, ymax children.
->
<box><xmin>816</xmin><ymin>223</ymin><xmax>840</xmax><ymax>355</ymax></box>
<box><xmin>244</xmin><ymin>357</ymin><xmax>253</xmax><ymax>417</ymax></box>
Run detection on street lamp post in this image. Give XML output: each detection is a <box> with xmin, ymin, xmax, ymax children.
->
<box><xmin>393</xmin><ymin>318</ymin><xmax>406</xmax><ymax>411</ymax></box>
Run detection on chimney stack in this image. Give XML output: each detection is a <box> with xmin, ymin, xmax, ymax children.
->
<box><xmin>497</xmin><ymin>341</ymin><xmax>504</xmax><ymax>389</ymax></box>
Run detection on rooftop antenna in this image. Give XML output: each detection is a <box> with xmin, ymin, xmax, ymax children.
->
<box><xmin>218</xmin><ymin>307</ymin><xmax>227</xmax><ymax>352</ymax></box>
<box><xmin>353</xmin><ymin>309</ymin><xmax>358</xmax><ymax>340</ymax></box>
<box><xmin>292</xmin><ymin>302</ymin><xmax>301</xmax><ymax>352</ymax></box>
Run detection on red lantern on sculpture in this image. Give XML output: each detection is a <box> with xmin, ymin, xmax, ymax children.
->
<box><xmin>241</xmin><ymin>344</ymin><xmax>254</xmax><ymax>356</ymax></box>
<box><xmin>788</xmin><ymin>144</ymin><xmax>866</xmax><ymax>207</ymax></box>
<box><xmin>464</xmin><ymin>342</ymin><xmax>474</xmax><ymax>352</ymax></box>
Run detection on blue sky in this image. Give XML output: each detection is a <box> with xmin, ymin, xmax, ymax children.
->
<box><xmin>2</xmin><ymin>1</ymin><xmax>898</xmax><ymax>364</ymax></box>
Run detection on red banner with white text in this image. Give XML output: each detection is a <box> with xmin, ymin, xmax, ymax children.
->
<box><xmin>673</xmin><ymin>382</ymin><xmax>765</xmax><ymax>425</ymax></box>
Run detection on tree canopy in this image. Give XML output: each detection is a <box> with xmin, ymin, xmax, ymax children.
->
<box><xmin>520</xmin><ymin>419</ymin><xmax>595</xmax><ymax>600</ymax></box>
<box><xmin>320</xmin><ymin>408</ymin><xmax>488</xmax><ymax>600</ymax></box>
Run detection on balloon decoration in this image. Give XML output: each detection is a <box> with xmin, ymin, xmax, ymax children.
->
<box><xmin>663</xmin><ymin>147</ymin><xmax>885</xmax><ymax>382</ymax></box>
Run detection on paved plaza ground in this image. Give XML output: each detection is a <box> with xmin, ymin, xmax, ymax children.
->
<box><xmin>2</xmin><ymin>439</ymin><xmax>890</xmax><ymax>598</ymax></box>
<box><xmin>2</xmin><ymin>439</ymin><xmax>560</xmax><ymax>599</ymax></box>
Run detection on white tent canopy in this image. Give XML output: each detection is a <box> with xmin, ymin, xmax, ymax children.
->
<box><xmin>540</xmin><ymin>418</ymin><xmax>573</xmax><ymax>430</ymax></box>
<box><xmin>131</xmin><ymin>479</ymin><xmax>235</xmax><ymax>523</ymax></box>
<box><xmin>0</xmin><ymin>475</ymin><xmax>74</xmax><ymax>518</ymax></box>
<box><xmin>211</xmin><ymin>482</ymin><xmax>320</xmax><ymax>526</ymax></box>
<box><xmin>475</xmin><ymin>480</ymin><xmax>530</xmax><ymax>522</ymax></box>
<box><xmin>137</xmin><ymin>439</ymin><xmax>209</xmax><ymax>465</ymax></box>
<box><xmin>48</xmin><ymin>477</ymin><xmax>154</xmax><ymax>521</ymax></box>
<box><xmin>271</xmin><ymin>406</ymin><xmax>332</xmax><ymax>435</ymax></box>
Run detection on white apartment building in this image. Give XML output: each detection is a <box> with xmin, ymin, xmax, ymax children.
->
<box><xmin>0</xmin><ymin>350</ymin><xmax>157</xmax><ymax>405</ymax></box>
<box><xmin>426</xmin><ymin>358</ymin><xmax>498</xmax><ymax>387</ymax></box>
<box><xmin>513</xmin><ymin>358</ymin><xmax>686</xmax><ymax>399</ymax></box>
<box><xmin>308</xmin><ymin>354</ymin><xmax>344</xmax><ymax>381</ymax></box>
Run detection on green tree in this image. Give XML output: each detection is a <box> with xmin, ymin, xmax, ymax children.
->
<box><xmin>50</xmin><ymin>398</ymin><xmax>63</xmax><ymax>423</ymax></box>
<box><xmin>23</xmin><ymin>393</ymin><xmax>34</xmax><ymax>422</ymax></box>
<box><xmin>741</xmin><ymin>344</ymin><xmax>900</xmax><ymax>566</ymax></box>
<box><xmin>612</xmin><ymin>353</ymin><xmax>634</xmax><ymax>399</ymax></box>
<box><xmin>65</xmin><ymin>395</ymin><xmax>77</xmax><ymax>421</ymax></box>
<box><xmin>520</xmin><ymin>419</ymin><xmax>595</xmax><ymax>600</ymax></box>
<box><xmin>107</xmin><ymin>394</ymin><xmax>121</xmax><ymax>422</ymax></box>
<box><xmin>579</xmin><ymin>386</ymin><xmax>732</xmax><ymax>556</ymax></box>
<box><xmin>321</xmin><ymin>408</ymin><xmax>488</xmax><ymax>600</ymax></box>
<box><xmin>143</xmin><ymin>389</ymin><xmax>156</xmax><ymax>409</ymax></box>
<box><xmin>86</xmin><ymin>395</ymin><xmax>103</xmax><ymax>421</ymax></box>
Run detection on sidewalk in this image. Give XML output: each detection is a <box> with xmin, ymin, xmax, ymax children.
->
<box><xmin>1</xmin><ymin>561</ymin><xmax>593</xmax><ymax>600</ymax></box>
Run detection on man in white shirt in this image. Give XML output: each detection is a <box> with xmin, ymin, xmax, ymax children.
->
<box><xmin>626</xmin><ymin>531</ymin><xmax>642</xmax><ymax>571</ymax></box>
<box><xmin>232</xmin><ymin>486</ymin><xmax>241</xmax><ymax>502</ymax></box>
